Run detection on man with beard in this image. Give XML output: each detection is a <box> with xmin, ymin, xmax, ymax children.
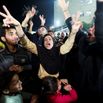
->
<box><xmin>0</xmin><ymin>25</ymin><xmax>34</xmax><ymax>102</ymax></box>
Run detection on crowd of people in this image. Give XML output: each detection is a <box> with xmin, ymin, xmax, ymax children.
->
<box><xmin>0</xmin><ymin>0</ymin><xmax>103</xmax><ymax>103</ymax></box>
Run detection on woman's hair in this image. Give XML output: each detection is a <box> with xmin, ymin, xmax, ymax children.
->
<box><xmin>42</xmin><ymin>76</ymin><xmax>58</xmax><ymax>94</ymax></box>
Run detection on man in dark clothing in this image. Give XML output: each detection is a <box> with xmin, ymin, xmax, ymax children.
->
<box><xmin>95</xmin><ymin>0</ymin><xmax>103</xmax><ymax>101</ymax></box>
<box><xmin>0</xmin><ymin>26</ymin><xmax>34</xmax><ymax>96</ymax></box>
<box><xmin>58</xmin><ymin>0</ymin><xmax>102</xmax><ymax>103</ymax></box>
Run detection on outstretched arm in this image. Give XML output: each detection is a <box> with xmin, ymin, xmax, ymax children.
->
<box><xmin>58</xmin><ymin>0</ymin><xmax>81</xmax><ymax>54</ymax></box>
<box><xmin>0</xmin><ymin>5</ymin><xmax>24</xmax><ymax>37</ymax></box>
<box><xmin>60</xmin><ymin>13</ymin><xmax>81</xmax><ymax>54</ymax></box>
<box><xmin>58</xmin><ymin>0</ymin><xmax>70</xmax><ymax>20</ymax></box>
<box><xmin>28</xmin><ymin>19</ymin><xmax>34</xmax><ymax>33</ymax></box>
<box><xmin>22</xmin><ymin>6</ymin><xmax>36</xmax><ymax>28</ymax></box>
<box><xmin>0</xmin><ymin>5</ymin><xmax>38</xmax><ymax>54</ymax></box>
<box><xmin>58</xmin><ymin>0</ymin><xmax>72</xmax><ymax>33</ymax></box>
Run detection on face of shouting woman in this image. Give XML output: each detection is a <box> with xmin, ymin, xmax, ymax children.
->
<box><xmin>43</xmin><ymin>35</ymin><xmax>54</xmax><ymax>50</ymax></box>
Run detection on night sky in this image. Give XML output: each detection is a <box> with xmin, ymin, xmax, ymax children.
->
<box><xmin>0</xmin><ymin>0</ymin><xmax>54</xmax><ymax>30</ymax></box>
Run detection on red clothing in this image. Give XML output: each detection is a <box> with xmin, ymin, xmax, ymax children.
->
<box><xmin>47</xmin><ymin>89</ymin><xmax>78</xmax><ymax>103</ymax></box>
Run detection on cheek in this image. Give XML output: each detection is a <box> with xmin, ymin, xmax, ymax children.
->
<box><xmin>12</xmin><ymin>85</ymin><xmax>20</xmax><ymax>92</ymax></box>
<box><xmin>51</xmin><ymin>41</ymin><xmax>54</xmax><ymax>45</ymax></box>
<box><xmin>10</xmin><ymin>84</ymin><xmax>20</xmax><ymax>91</ymax></box>
<box><xmin>44</xmin><ymin>41</ymin><xmax>46</xmax><ymax>46</ymax></box>
<box><xmin>6</xmin><ymin>35</ymin><xmax>13</xmax><ymax>41</ymax></box>
<box><xmin>5</xmin><ymin>35</ymin><xmax>9</xmax><ymax>40</ymax></box>
<box><xmin>9</xmin><ymin>85</ymin><xmax>17</xmax><ymax>92</ymax></box>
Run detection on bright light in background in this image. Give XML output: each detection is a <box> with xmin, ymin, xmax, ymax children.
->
<box><xmin>54</xmin><ymin>0</ymin><xmax>96</xmax><ymax>26</ymax></box>
<box><xmin>49</xmin><ymin>25</ymin><xmax>55</xmax><ymax>30</ymax></box>
<box><xmin>54</xmin><ymin>0</ymin><xmax>65</xmax><ymax>27</ymax></box>
<box><xmin>55</xmin><ymin>20</ymin><xmax>61</xmax><ymax>27</ymax></box>
<box><xmin>80</xmin><ymin>0</ymin><xmax>93</xmax><ymax>4</ymax></box>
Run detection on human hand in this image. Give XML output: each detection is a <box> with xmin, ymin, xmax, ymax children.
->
<box><xmin>39</xmin><ymin>14</ymin><xmax>46</xmax><ymax>26</ymax></box>
<box><xmin>60</xmin><ymin>79</ymin><xmax>68</xmax><ymax>85</ymax></box>
<box><xmin>0</xmin><ymin>5</ymin><xmax>20</xmax><ymax>27</ymax></box>
<box><xmin>71</xmin><ymin>12</ymin><xmax>82</xmax><ymax>33</ymax></box>
<box><xmin>29</xmin><ymin>20</ymin><xmax>34</xmax><ymax>27</ymax></box>
<box><xmin>9</xmin><ymin>65</ymin><xmax>23</xmax><ymax>73</ymax></box>
<box><xmin>26</xmin><ymin>6</ymin><xmax>36</xmax><ymax>19</ymax></box>
<box><xmin>58</xmin><ymin>0</ymin><xmax>69</xmax><ymax>11</ymax></box>
<box><xmin>63</xmin><ymin>84</ymin><xmax>72</xmax><ymax>91</ymax></box>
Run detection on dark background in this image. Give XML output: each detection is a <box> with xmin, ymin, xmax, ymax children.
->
<box><xmin>0</xmin><ymin>0</ymin><xmax>54</xmax><ymax>30</ymax></box>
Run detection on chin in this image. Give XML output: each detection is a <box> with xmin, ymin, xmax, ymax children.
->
<box><xmin>46</xmin><ymin>47</ymin><xmax>52</xmax><ymax>50</ymax></box>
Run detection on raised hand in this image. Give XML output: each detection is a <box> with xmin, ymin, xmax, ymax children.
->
<box><xmin>39</xmin><ymin>14</ymin><xmax>46</xmax><ymax>26</ymax></box>
<box><xmin>29</xmin><ymin>19</ymin><xmax>34</xmax><ymax>27</ymax></box>
<box><xmin>0</xmin><ymin>5</ymin><xmax>25</xmax><ymax>38</ymax></box>
<box><xmin>71</xmin><ymin>12</ymin><xmax>82</xmax><ymax>33</ymax></box>
<box><xmin>60</xmin><ymin>79</ymin><xmax>68</xmax><ymax>85</ymax></box>
<box><xmin>0</xmin><ymin>5</ymin><xmax>20</xmax><ymax>27</ymax></box>
<box><xmin>58</xmin><ymin>0</ymin><xmax>69</xmax><ymax>11</ymax></box>
<box><xmin>26</xmin><ymin>6</ymin><xmax>36</xmax><ymax>19</ymax></box>
<box><xmin>58</xmin><ymin>0</ymin><xmax>70</xmax><ymax>20</ymax></box>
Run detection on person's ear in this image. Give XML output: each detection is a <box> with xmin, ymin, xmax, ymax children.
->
<box><xmin>1</xmin><ymin>36</ymin><xmax>6</xmax><ymax>42</ymax></box>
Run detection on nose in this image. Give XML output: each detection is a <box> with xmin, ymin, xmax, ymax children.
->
<box><xmin>14</xmin><ymin>35</ymin><xmax>19</xmax><ymax>41</ymax></box>
<box><xmin>19</xmin><ymin>80</ymin><xmax>22</xmax><ymax>84</ymax></box>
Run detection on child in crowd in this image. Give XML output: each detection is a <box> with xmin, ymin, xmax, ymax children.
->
<box><xmin>0</xmin><ymin>71</ymin><xmax>23</xmax><ymax>103</ymax></box>
<box><xmin>40</xmin><ymin>76</ymin><xmax>78</xmax><ymax>103</ymax></box>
